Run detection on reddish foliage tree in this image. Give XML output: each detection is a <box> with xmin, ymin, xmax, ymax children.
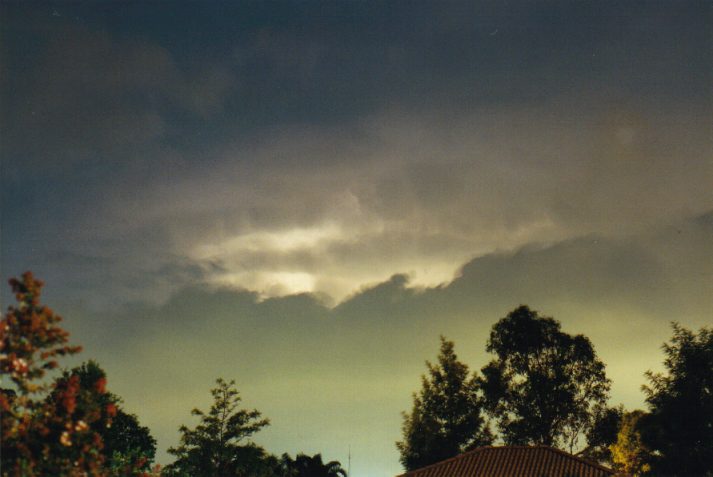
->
<box><xmin>0</xmin><ymin>272</ymin><xmax>138</xmax><ymax>476</ymax></box>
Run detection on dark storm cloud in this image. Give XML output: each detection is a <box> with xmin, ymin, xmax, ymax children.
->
<box><xmin>4</xmin><ymin>0</ymin><xmax>710</xmax><ymax>173</ymax></box>
<box><xmin>3</xmin><ymin>1</ymin><xmax>709</xmax><ymax>171</ymax></box>
<box><xmin>2</xmin><ymin>15</ymin><xmax>234</xmax><ymax>172</ymax></box>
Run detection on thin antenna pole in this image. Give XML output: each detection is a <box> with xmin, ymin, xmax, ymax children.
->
<box><xmin>348</xmin><ymin>445</ymin><xmax>351</xmax><ymax>477</ymax></box>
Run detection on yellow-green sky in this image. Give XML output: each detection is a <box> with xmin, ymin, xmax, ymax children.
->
<box><xmin>1</xmin><ymin>2</ymin><xmax>712</xmax><ymax>475</ymax></box>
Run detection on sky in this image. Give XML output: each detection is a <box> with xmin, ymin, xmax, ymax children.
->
<box><xmin>1</xmin><ymin>1</ymin><xmax>712</xmax><ymax>475</ymax></box>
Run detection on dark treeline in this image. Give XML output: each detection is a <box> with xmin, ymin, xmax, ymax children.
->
<box><xmin>396</xmin><ymin>306</ymin><xmax>713</xmax><ymax>476</ymax></box>
<box><xmin>2</xmin><ymin>274</ymin><xmax>712</xmax><ymax>476</ymax></box>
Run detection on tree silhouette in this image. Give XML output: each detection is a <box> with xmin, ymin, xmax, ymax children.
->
<box><xmin>640</xmin><ymin>323</ymin><xmax>713</xmax><ymax>476</ymax></box>
<box><xmin>479</xmin><ymin>305</ymin><xmax>610</xmax><ymax>452</ymax></box>
<box><xmin>280</xmin><ymin>453</ymin><xmax>347</xmax><ymax>477</ymax></box>
<box><xmin>580</xmin><ymin>405</ymin><xmax>623</xmax><ymax>465</ymax></box>
<box><xmin>164</xmin><ymin>378</ymin><xmax>271</xmax><ymax>477</ymax></box>
<box><xmin>397</xmin><ymin>336</ymin><xmax>492</xmax><ymax>470</ymax></box>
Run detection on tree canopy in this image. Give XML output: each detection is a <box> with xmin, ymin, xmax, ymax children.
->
<box><xmin>610</xmin><ymin>410</ymin><xmax>651</xmax><ymax>476</ymax></box>
<box><xmin>640</xmin><ymin>323</ymin><xmax>713</xmax><ymax>476</ymax></box>
<box><xmin>0</xmin><ymin>273</ymin><xmax>111</xmax><ymax>476</ymax></box>
<box><xmin>580</xmin><ymin>405</ymin><xmax>623</xmax><ymax>465</ymax></box>
<box><xmin>397</xmin><ymin>336</ymin><xmax>492</xmax><ymax>471</ymax></box>
<box><xmin>479</xmin><ymin>305</ymin><xmax>610</xmax><ymax>452</ymax></box>
<box><xmin>164</xmin><ymin>378</ymin><xmax>272</xmax><ymax>477</ymax></box>
<box><xmin>279</xmin><ymin>453</ymin><xmax>347</xmax><ymax>477</ymax></box>
<box><xmin>64</xmin><ymin>361</ymin><xmax>156</xmax><ymax>475</ymax></box>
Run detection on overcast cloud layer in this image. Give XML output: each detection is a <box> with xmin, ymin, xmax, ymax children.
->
<box><xmin>1</xmin><ymin>2</ymin><xmax>712</xmax><ymax>476</ymax></box>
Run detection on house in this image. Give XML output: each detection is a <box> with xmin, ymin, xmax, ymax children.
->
<box><xmin>397</xmin><ymin>445</ymin><xmax>617</xmax><ymax>477</ymax></box>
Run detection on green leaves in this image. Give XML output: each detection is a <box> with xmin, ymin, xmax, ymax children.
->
<box><xmin>165</xmin><ymin>378</ymin><xmax>271</xmax><ymax>477</ymax></box>
<box><xmin>397</xmin><ymin>336</ymin><xmax>492</xmax><ymax>471</ymax></box>
<box><xmin>479</xmin><ymin>306</ymin><xmax>610</xmax><ymax>452</ymax></box>
<box><xmin>397</xmin><ymin>308</ymin><xmax>611</xmax><ymax>472</ymax></box>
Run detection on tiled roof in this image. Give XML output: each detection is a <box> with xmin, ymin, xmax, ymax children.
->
<box><xmin>397</xmin><ymin>446</ymin><xmax>616</xmax><ymax>477</ymax></box>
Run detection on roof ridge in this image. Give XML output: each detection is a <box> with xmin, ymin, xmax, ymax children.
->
<box><xmin>541</xmin><ymin>445</ymin><xmax>616</xmax><ymax>474</ymax></box>
<box><xmin>395</xmin><ymin>446</ymin><xmax>491</xmax><ymax>476</ymax></box>
<box><xmin>396</xmin><ymin>445</ymin><xmax>615</xmax><ymax>476</ymax></box>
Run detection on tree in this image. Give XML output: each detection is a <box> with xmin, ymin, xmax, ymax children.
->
<box><xmin>64</xmin><ymin>361</ymin><xmax>157</xmax><ymax>475</ymax></box>
<box><xmin>479</xmin><ymin>305</ymin><xmax>610</xmax><ymax>452</ymax></box>
<box><xmin>0</xmin><ymin>272</ymin><xmax>112</xmax><ymax>476</ymax></box>
<box><xmin>640</xmin><ymin>323</ymin><xmax>713</xmax><ymax>476</ymax></box>
<box><xmin>580</xmin><ymin>405</ymin><xmax>623</xmax><ymax>465</ymax></box>
<box><xmin>280</xmin><ymin>453</ymin><xmax>347</xmax><ymax>477</ymax></box>
<box><xmin>104</xmin><ymin>410</ymin><xmax>157</xmax><ymax>476</ymax></box>
<box><xmin>231</xmin><ymin>444</ymin><xmax>282</xmax><ymax>477</ymax></box>
<box><xmin>164</xmin><ymin>378</ymin><xmax>272</xmax><ymax>477</ymax></box>
<box><xmin>610</xmin><ymin>410</ymin><xmax>652</xmax><ymax>476</ymax></box>
<box><xmin>397</xmin><ymin>336</ymin><xmax>492</xmax><ymax>471</ymax></box>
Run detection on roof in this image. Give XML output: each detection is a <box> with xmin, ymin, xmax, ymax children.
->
<box><xmin>397</xmin><ymin>446</ymin><xmax>616</xmax><ymax>477</ymax></box>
